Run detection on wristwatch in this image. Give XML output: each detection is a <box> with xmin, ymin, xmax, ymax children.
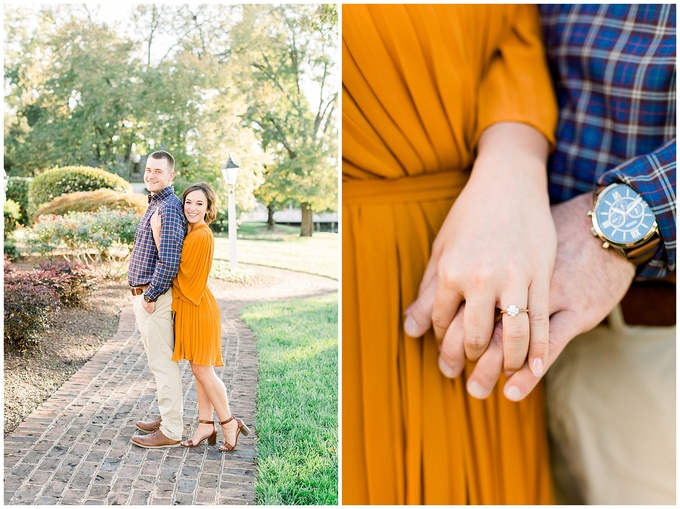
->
<box><xmin>143</xmin><ymin>294</ymin><xmax>156</xmax><ymax>303</ymax></box>
<box><xmin>587</xmin><ymin>182</ymin><xmax>661</xmax><ymax>265</ymax></box>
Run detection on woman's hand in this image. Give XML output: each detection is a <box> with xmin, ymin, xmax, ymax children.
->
<box><xmin>404</xmin><ymin>123</ymin><xmax>556</xmax><ymax>386</ymax></box>
<box><xmin>150</xmin><ymin>208</ymin><xmax>161</xmax><ymax>251</ymax></box>
<box><xmin>473</xmin><ymin>193</ymin><xmax>636</xmax><ymax>401</ymax></box>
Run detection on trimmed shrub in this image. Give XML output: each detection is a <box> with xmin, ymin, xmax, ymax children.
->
<box><xmin>4</xmin><ymin>240</ymin><xmax>21</xmax><ymax>261</ymax></box>
<box><xmin>36</xmin><ymin>261</ymin><xmax>100</xmax><ymax>308</ymax></box>
<box><xmin>4</xmin><ymin>269</ymin><xmax>61</xmax><ymax>352</ymax></box>
<box><xmin>4</xmin><ymin>199</ymin><xmax>22</xmax><ymax>239</ymax></box>
<box><xmin>28</xmin><ymin>166</ymin><xmax>132</xmax><ymax>214</ymax></box>
<box><xmin>33</xmin><ymin>188</ymin><xmax>148</xmax><ymax>222</ymax></box>
<box><xmin>24</xmin><ymin>209</ymin><xmax>140</xmax><ymax>264</ymax></box>
<box><xmin>6</xmin><ymin>176</ymin><xmax>32</xmax><ymax>226</ymax></box>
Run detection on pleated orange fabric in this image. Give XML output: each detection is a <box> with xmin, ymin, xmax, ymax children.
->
<box><xmin>172</xmin><ymin>224</ymin><xmax>223</xmax><ymax>367</ymax></box>
<box><xmin>343</xmin><ymin>4</ymin><xmax>557</xmax><ymax>504</ymax></box>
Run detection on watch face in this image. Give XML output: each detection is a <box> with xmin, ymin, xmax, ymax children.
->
<box><xmin>594</xmin><ymin>184</ymin><xmax>656</xmax><ymax>245</ymax></box>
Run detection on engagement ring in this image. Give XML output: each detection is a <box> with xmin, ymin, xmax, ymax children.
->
<box><xmin>500</xmin><ymin>304</ymin><xmax>529</xmax><ymax>317</ymax></box>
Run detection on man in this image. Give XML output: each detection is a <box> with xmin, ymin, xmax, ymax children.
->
<box><xmin>127</xmin><ymin>150</ymin><xmax>187</xmax><ymax>448</ymax></box>
<box><xmin>531</xmin><ymin>5</ymin><xmax>676</xmax><ymax>504</ymax></box>
<box><xmin>406</xmin><ymin>4</ymin><xmax>676</xmax><ymax>503</ymax></box>
<box><xmin>473</xmin><ymin>4</ymin><xmax>675</xmax><ymax>503</ymax></box>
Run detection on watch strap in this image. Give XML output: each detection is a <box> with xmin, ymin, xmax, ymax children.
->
<box><xmin>614</xmin><ymin>233</ymin><xmax>661</xmax><ymax>266</ymax></box>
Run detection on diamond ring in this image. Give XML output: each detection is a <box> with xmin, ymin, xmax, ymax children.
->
<box><xmin>500</xmin><ymin>304</ymin><xmax>529</xmax><ymax>317</ymax></box>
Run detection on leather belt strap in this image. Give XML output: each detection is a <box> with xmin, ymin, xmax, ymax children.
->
<box><xmin>130</xmin><ymin>284</ymin><xmax>149</xmax><ymax>296</ymax></box>
<box><xmin>619</xmin><ymin>279</ymin><xmax>676</xmax><ymax>326</ymax></box>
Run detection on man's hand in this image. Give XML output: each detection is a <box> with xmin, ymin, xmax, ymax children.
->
<box><xmin>468</xmin><ymin>192</ymin><xmax>636</xmax><ymax>400</ymax></box>
<box><xmin>142</xmin><ymin>298</ymin><xmax>156</xmax><ymax>315</ymax></box>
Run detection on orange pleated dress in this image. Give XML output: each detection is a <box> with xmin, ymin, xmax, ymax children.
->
<box><xmin>343</xmin><ymin>5</ymin><xmax>557</xmax><ymax>504</ymax></box>
<box><xmin>172</xmin><ymin>223</ymin><xmax>223</xmax><ymax>367</ymax></box>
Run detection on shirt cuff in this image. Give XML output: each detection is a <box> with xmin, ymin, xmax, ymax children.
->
<box><xmin>597</xmin><ymin>139</ymin><xmax>676</xmax><ymax>279</ymax></box>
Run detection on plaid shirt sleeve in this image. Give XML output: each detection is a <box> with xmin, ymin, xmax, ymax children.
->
<box><xmin>599</xmin><ymin>139</ymin><xmax>676</xmax><ymax>279</ymax></box>
<box><xmin>145</xmin><ymin>199</ymin><xmax>186</xmax><ymax>301</ymax></box>
<box><xmin>540</xmin><ymin>4</ymin><xmax>676</xmax><ymax>280</ymax></box>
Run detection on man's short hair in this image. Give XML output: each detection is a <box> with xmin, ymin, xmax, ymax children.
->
<box><xmin>149</xmin><ymin>150</ymin><xmax>175</xmax><ymax>171</ymax></box>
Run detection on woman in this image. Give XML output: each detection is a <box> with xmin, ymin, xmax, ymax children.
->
<box><xmin>343</xmin><ymin>4</ymin><xmax>557</xmax><ymax>504</ymax></box>
<box><xmin>151</xmin><ymin>182</ymin><xmax>250</xmax><ymax>451</ymax></box>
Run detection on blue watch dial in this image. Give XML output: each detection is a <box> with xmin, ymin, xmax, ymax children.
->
<box><xmin>594</xmin><ymin>184</ymin><xmax>655</xmax><ymax>245</ymax></box>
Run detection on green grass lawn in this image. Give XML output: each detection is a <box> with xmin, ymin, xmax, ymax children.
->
<box><xmin>214</xmin><ymin>223</ymin><xmax>338</xmax><ymax>280</ymax></box>
<box><xmin>236</xmin><ymin>222</ymin><xmax>301</xmax><ymax>240</ymax></box>
<box><xmin>241</xmin><ymin>293</ymin><xmax>338</xmax><ymax>505</ymax></box>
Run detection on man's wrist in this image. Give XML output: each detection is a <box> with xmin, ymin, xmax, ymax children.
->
<box><xmin>143</xmin><ymin>293</ymin><xmax>157</xmax><ymax>303</ymax></box>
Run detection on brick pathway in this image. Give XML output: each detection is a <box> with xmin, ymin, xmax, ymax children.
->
<box><xmin>4</xmin><ymin>265</ymin><xmax>337</xmax><ymax>505</ymax></box>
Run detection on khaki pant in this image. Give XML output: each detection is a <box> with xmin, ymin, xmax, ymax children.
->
<box><xmin>132</xmin><ymin>291</ymin><xmax>183</xmax><ymax>441</ymax></box>
<box><xmin>546</xmin><ymin>305</ymin><xmax>676</xmax><ymax>505</ymax></box>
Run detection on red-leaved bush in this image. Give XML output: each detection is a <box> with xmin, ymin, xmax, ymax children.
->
<box><xmin>4</xmin><ymin>269</ymin><xmax>61</xmax><ymax>352</ymax></box>
<box><xmin>36</xmin><ymin>261</ymin><xmax>100</xmax><ymax>308</ymax></box>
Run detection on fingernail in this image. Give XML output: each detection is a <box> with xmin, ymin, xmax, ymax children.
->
<box><xmin>438</xmin><ymin>357</ymin><xmax>458</xmax><ymax>378</ymax></box>
<box><xmin>531</xmin><ymin>358</ymin><xmax>544</xmax><ymax>378</ymax></box>
<box><xmin>467</xmin><ymin>380</ymin><xmax>487</xmax><ymax>399</ymax></box>
<box><xmin>404</xmin><ymin>316</ymin><xmax>418</xmax><ymax>337</ymax></box>
<box><xmin>505</xmin><ymin>385</ymin><xmax>522</xmax><ymax>401</ymax></box>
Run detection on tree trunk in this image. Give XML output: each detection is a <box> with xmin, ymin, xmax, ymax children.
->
<box><xmin>300</xmin><ymin>202</ymin><xmax>313</xmax><ymax>237</ymax></box>
<box><xmin>267</xmin><ymin>202</ymin><xmax>276</xmax><ymax>230</ymax></box>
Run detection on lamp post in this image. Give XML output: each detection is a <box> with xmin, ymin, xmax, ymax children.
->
<box><xmin>221</xmin><ymin>156</ymin><xmax>240</xmax><ymax>271</ymax></box>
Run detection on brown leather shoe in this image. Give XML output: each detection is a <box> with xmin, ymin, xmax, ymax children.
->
<box><xmin>135</xmin><ymin>418</ymin><xmax>162</xmax><ymax>432</ymax></box>
<box><xmin>130</xmin><ymin>429</ymin><xmax>180</xmax><ymax>448</ymax></box>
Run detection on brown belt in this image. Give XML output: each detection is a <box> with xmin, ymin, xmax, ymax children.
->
<box><xmin>130</xmin><ymin>284</ymin><xmax>149</xmax><ymax>296</ymax></box>
<box><xmin>617</xmin><ymin>279</ymin><xmax>676</xmax><ymax>326</ymax></box>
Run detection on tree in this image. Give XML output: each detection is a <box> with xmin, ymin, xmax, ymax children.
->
<box><xmin>4</xmin><ymin>5</ymin><xmax>267</xmax><ymax>212</ymax></box>
<box><xmin>4</xmin><ymin>7</ymin><xmax>141</xmax><ymax>175</ymax></box>
<box><xmin>227</xmin><ymin>4</ymin><xmax>338</xmax><ymax>236</ymax></box>
<box><xmin>4</xmin><ymin>3</ymin><xmax>338</xmax><ymax>229</ymax></box>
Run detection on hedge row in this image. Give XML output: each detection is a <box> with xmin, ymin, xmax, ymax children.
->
<box><xmin>33</xmin><ymin>188</ymin><xmax>148</xmax><ymax>222</ymax></box>
<box><xmin>28</xmin><ymin>166</ymin><xmax>132</xmax><ymax>215</ymax></box>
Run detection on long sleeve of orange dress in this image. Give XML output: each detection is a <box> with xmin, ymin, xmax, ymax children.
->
<box><xmin>343</xmin><ymin>4</ymin><xmax>557</xmax><ymax>505</ymax></box>
<box><xmin>171</xmin><ymin>224</ymin><xmax>223</xmax><ymax>367</ymax></box>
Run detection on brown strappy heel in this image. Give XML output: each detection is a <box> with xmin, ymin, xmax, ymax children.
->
<box><xmin>181</xmin><ymin>420</ymin><xmax>217</xmax><ymax>447</ymax></box>
<box><xmin>218</xmin><ymin>416</ymin><xmax>251</xmax><ymax>452</ymax></box>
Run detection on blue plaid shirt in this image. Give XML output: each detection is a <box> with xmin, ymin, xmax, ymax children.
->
<box><xmin>540</xmin><ymin>4</ymin><xmax>676</xmax><ymax>279</ymax></box>
<box><xmin>127</xmin><ymin>186</ymin><xmax>187</xmax><ymax>301</ymax></box>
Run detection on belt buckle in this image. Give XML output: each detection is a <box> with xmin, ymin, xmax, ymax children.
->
<box><xmin>130</xmin><ymin>286</ymin><xmax>146</xmax><ymax>297</ymax></box>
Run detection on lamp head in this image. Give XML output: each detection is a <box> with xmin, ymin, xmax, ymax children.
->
<box><xmin>221</xmin><ymin>155</ymin><xmax>240</xmax><ymax>186</ymax></box>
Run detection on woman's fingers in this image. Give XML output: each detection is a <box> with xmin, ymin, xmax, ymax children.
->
<box><xmin>404</xmin><ymin>255</ymin><xmax>439</xmax><ymax>338</ymax></box>
<box><xmin>438</xmin><ymin>305</ymin><xmax>466</xmax><ymax>378</ymax></box>
<box><xmin>499</xmin><ymin>283</ymin><xmax>531</xmax><ymax>372</ymax></box>
<box><xmin>431</xmin><ymin>269</ymin><xmax>464</xmax><ymax>342</ymax></box>
<box><xmin>463</xmin><ymin>296</ymin><xmax>496</xmax><ymax>362</ymax></box>
<box><xmin>404</xmin><ymin>279</ymin><xmax>436</xmax><ymax>338</ymax></box>
<box><xmin>151</xmin><ymin>208</ymin><xmax>161</xmax><ymax>226</ymax></box>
